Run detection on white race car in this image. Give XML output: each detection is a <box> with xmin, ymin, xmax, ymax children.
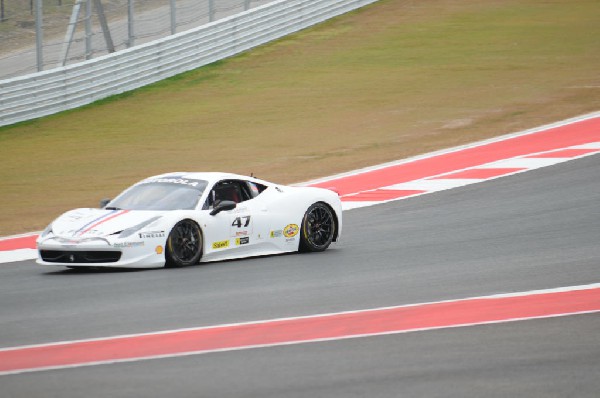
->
<box><xmin>37</xmin><ymin>172</ymin><xmax>342</xmax><ymax>269</ymax></box>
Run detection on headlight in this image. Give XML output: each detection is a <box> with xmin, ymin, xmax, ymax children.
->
<box><xmin>118</xmin><ymin>216</ymin><xmax>162</xmax><ymax>239</ymax></box>
<box><xmin>40</xmin><ymin>224</ymin><xmax>54</xmax><ymax>238</ymax></box>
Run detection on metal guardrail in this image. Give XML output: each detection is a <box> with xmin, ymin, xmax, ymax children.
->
<box><xmin>0</xmin><ymin>0</ymin><xmax>378</xmax><ymax>127</ymax></box>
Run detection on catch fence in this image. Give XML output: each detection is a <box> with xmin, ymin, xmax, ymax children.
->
<box><xmin>0</xmin><ymin>0</ymin><xmax>379</xmax><ymax>127</ymax></box>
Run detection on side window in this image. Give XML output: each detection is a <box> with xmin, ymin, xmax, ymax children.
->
<box><xmin>204</xmin><ymin>180</ymin><xmax>254</xmax><ymax>209</ymax></box>
<box><xmin>246</xmin><ymin>181</ymin><xmax>267</xmax><ymax>198</ymax></box>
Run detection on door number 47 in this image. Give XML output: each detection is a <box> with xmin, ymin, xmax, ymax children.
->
<box><xmin>232</xmin><ymin>216</ymin><xmax>251</xmax><ymax>228</ymax></box>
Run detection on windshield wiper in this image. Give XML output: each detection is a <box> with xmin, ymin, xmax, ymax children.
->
<box><xmin>104</xmin><ymin>206</ymin><xmax>122</xmax><ymax>210</ymax></box>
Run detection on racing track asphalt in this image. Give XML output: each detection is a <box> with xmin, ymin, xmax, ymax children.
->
<box><xmin>1</xmin><ymin>154</ymin><xmax>599</xmax><ymax>397</ymax></box>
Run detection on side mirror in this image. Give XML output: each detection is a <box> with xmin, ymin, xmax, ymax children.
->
<box><xmin>100</xmin><ymin>198</ymin><xmax>111</xmax><ymax>208</ymax></box>
<box><xmin>210</xmin><ymin>200</ymin><xmax>236</xmax><ymax>216</ymax></box>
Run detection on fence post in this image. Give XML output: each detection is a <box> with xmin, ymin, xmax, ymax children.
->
<box><xmin>170</xmin><ymin>0</ymin><xmax>176</xmax><ymax>35</ymax></box>
<box><xmin>127</xmin><ymin>0</ymin><xmax>135</xmax><ymax>47</ymax></box>
<box><xmin>35</xmin><ymin>0</ymin><xmax>43</xmax><ymax>71</ymax></box>
<box><xmin>93</xmin><ymin>0</ymin><xmax>115</xmax><ymax>53</ymax></box>
<box><xmin>58</xmin><ymin>0</ymin><xmax>84</xmax><ymax>67</ymax></box>
<box><xmin>85</xmin><ymin>0</ymin><xmax>92</xmax><ymax>59</ymax></box>
<box><xmin>209</xmin><ymin>0</ymin><xmax>215</xmax><ymax>22</ymax></box>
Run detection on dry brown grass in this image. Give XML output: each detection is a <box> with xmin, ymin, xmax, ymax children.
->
<box><xmin>1</xmin><ymin>0</ymin><xmax>599</xmax><ymax>235</ymax></box>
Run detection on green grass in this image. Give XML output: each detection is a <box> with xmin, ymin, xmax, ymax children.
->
<box><xmin>1</xmin><ymin>0</ymin><xmax>599</xmax><ymax>235</ymax></box>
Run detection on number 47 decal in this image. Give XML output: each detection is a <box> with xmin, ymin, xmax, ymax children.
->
<box><xmin>232</xmin><ymin>216</ymin><xmax>251</xmax><ymax>228</ymax></box>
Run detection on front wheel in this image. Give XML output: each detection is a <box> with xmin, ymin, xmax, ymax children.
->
<box><xmin>165</xmin><ymin>220</ymin><xmax>203</xmax><ymax>268</ymax></box>
<box><xmin>299</xmin><ymin>202</ymin><xmax>336</xmax><ymax>252</ymax></box>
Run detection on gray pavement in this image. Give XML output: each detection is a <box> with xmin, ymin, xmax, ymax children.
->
<box><xmin>4</xmin><ymin>315</ymin><xmax>598</xmax><ymax>398</ymax></box>
<box><xmin>1</xmin><ymin>154</ymin><xmax>599</xmax><ymax>396</ymax></box>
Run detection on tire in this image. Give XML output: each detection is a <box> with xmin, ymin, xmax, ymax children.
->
<box><xmin>299</xmin><ymin>202</ymin><xmax>336</xmax><ymax>252</ymax></box>
<box><xmin>165</xmin><ymin>220</ymin><xmax>203</xmax><ymax>268</ymax></box>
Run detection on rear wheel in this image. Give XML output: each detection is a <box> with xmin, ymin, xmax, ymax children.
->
<box><xmin>165</xmin><ymin>220</ymin><xmax>203</xmax><ymax>268</ymax></box>
<box><xmin>299</xmin><ymin>202</ymin><xmax>336</xmax><ymax>252</ymax></box>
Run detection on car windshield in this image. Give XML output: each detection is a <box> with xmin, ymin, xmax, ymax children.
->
<box><xmin>107</xmin><ymin>178</ymin><xmax>208</xmax><ymax>211</ymax></box>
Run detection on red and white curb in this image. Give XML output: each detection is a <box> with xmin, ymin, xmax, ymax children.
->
<box><xmin>306</xmin><ymin>112</ymin><xmax>600</xmax><ymax>209</ymax></box>
<box><xmin>339</xmin><ymin>142</ymin><xmax>600</xmax><ymax>210</ymax></box>
<box><xmin>2</xmin><ymin>112</ymin><xmax>600</xmax><ymax>263</ymax></box>
<box><xmin>0</xmin><ymin>233</ymin><xmax>38</xmax><ymax>264</ymax></box>
<box><xmin>1</xmin><ymin>282</ymin><xmax>598</xmax><ymax>376</ymax></box>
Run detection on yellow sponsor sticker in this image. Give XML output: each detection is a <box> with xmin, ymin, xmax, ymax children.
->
<box><xmin>155</xmin><ymin>245</ymin><xmax>163</xmax><ymax>254</ymax></box>
<box><xmin>212</xmin><ymin>240</ymin><xmax>230</xmax><ymax>249</ymax></box>
<box><xmin>283</xmin><ymin>224</ymin><xmax>299</xmax><ymax>238</ymax></box>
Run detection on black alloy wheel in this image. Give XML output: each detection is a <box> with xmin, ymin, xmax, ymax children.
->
<box><xmin>165</xmin><ymin>219</ymin><xmax>203</xmax><ymax>267</ymax></box>
<box><xmin>300</xmin><ymin>202</ymin><xmax>336</xmax><ymax>252</ymax></box>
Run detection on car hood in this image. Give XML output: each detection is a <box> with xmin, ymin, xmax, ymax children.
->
<box><xmin>50</xmin><ymin>208</ymin><xmax>164</xmax><ymax>239</ymax></box>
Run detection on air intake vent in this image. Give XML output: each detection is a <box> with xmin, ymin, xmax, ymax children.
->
<box><xmin>40</xmin><ymin>250</ymin><xmax>121</xmax><ymax>263</ymax></box>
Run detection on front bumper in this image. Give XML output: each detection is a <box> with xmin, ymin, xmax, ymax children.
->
<box><xmin>36</xmin><ymin>235</ymin><xmax>166</xmax><ymax>269</ymax></box>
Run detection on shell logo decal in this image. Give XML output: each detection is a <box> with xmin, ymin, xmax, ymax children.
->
<box><xmin>283</xmin><ymin>224</ymin><xmax>299</xmax><ymax>238</ymax></box>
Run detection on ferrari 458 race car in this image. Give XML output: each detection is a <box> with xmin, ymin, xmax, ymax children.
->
<box><xmin>36</xmin><ymin>172</ymin><xmax>342</xmax><ymax>269</ymax></box>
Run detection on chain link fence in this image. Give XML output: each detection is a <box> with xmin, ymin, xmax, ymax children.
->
<box><xmin>0</xmin><ymin>0</ymin><xmax>274</xmax><ymax>81</ymax></box>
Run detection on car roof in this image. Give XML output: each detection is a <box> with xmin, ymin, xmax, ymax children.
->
<box><xmin>145</xmin><ymin>172</ymin><xmax>273</xmax><ymax>186</ymax></box>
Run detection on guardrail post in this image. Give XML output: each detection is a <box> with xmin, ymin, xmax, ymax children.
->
<box><xmin>244</xmin><ymin>0</ymin><xmax>251</xmax><ymax>11</ymax></box>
